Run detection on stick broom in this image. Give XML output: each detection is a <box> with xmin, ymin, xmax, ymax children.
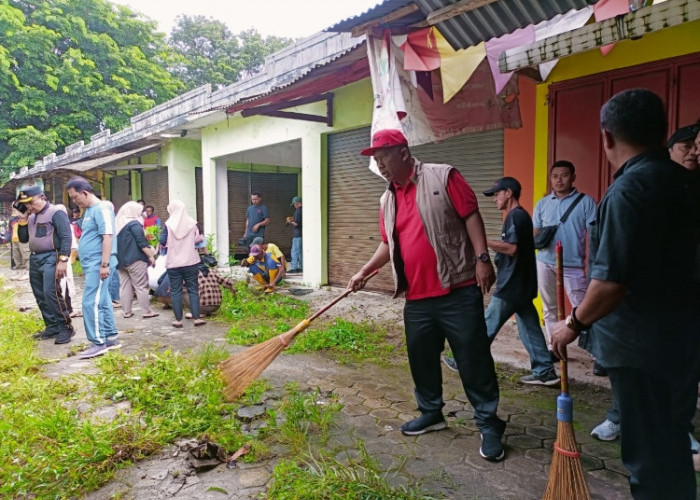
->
<box><xmin>541</xmin><ymin>241</ymin><xmax>591</xmax><ymax>500</ymax></box>
<box><xmin>220</xmin><ymin>270</ymin><xmax>379</xmax><ymax>401</ymax></box>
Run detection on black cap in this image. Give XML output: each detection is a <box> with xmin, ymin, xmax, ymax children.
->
<box><xmin>17</xmin><ymin>185</ymin><xmax>44</xmax><ymax>203</ymax></box>
<box><xmin>666</xmin><ymin>124</ymin><xmax>700</xmax><ymax>148</ymax></box>
<box><xmin>483</xmin><ymin>177</ymin><xmax>521</xmax><ymax>197</ymax></box>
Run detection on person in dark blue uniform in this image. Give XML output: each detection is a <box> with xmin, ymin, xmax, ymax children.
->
<box><xmin>550</xmin><ymin>89</ymin><xmax>700</xmax><ymax>500</ymax></box>
<box><xmin>16</xmin><ymin>185</ymin><xmax>74</xmax><ymax>344</ymax></box>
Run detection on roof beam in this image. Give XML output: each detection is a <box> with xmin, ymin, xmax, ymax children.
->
<box><xmin>418</xmin><ymin>0</ymin><xmax>501</xmax><ymax>27</ymax></box>
<box><xmin>351</xmin><ymin>3</ymin><xmax>420</xmax><ymax>37</ymax></box>
<box><xmin>240</xmin><ymin>93</ymin><xmax>334</xmax><ymax>126</ymax></box>
<box><xmin>499</xmin><ymin>0</ymin><xmax>699</xmax><ymax>73</ymax></box>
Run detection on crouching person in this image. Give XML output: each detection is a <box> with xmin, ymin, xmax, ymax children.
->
<box><xmin>241</xmin><ymin>244</ymin><xmax>284</xmax><ymax>293</ymax></box>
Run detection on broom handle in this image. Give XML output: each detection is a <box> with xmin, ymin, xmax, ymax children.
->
<box><xmin>307</xmin><ymin>269</ymin><xmax>380</xmax><ymax>322</ymax></box>
<box><xmin>555</xmin><ymin>241</ymin><xmax>568</xmax><ymax>394</ymax></box>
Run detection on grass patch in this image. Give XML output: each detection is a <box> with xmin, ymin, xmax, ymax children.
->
<box><xmin>0</xmin><ymin>278</ymin><xmax>433</xmax><ymax>499</ymax></box>
<box><xmin>221</xmin><ymin>283</ymin><xmax>394</xmax><ymax>364</ymax></box>
<box><xmin>267</xmin><ymin>442</ymin><xmax>439</xmax><ymax>500</ymax></box>
<box><xmin>289</xmin><ymin>319</ymin><xmax>395</xmax><ymax>364</ymax></box>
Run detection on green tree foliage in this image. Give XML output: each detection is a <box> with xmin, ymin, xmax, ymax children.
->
<box><xmin>168</xmin><ymin>15</ymin><xmax>293</xmax><ymax>91</ymax></box>
<box><xmin>0</xmin><ymin>0</ymin><xmax>184</xmax><ymax>181</ymax></box>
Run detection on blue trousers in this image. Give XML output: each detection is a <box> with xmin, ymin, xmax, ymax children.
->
<box><xmin>291</xmin><ymin>237</ymin><xmax>302</xmax><ymax>270</ymax></box>
<box><xmin>82</xmin><ymin>257</ymin><xmax>118</xmax><ymax>345</ymax></box>
<box><xmin>485</xmin><ymin>295</ymin><xmax>555</xmax><ymax>377</ymax></box>
<box><xmin>167</xmin><ymin>264</ymin><xmax>200</xmax><ymax>321</ymax></box>
<box><xmin>29</xmin><ymin>251</ymin><xmax>73</xmax><ymax>336</ymax></box>
<box><xmin>403</xmin><ymin>285</ymin><xmax>505</xmax><ymax>437</ymax></box>
<box><xmin>108</xmin><ymin>263</ymin><xmax>120</xmax><ymax>302</ymax></box>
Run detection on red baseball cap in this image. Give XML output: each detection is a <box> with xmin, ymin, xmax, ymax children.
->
<box><xmin>360</xmin><ymin>129</ymin><xmax>408</xmax><ymax>156</ymax></box>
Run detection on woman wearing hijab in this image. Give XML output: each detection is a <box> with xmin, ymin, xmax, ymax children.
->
<box><xmin>116</xmin><ymin>201</ymin><xmax>158</xmax><ymax>319</ymax></box>
<box><xmin>159</xmin><ymin>200</ymin><xmax>205</xmax><ymax>327</ymax></box>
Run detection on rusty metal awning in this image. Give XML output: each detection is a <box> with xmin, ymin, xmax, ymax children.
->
<box><xmin>56</xmin><ymin>143</ymin><xmax>163</xmax><ymax>173</ymax></box>
<box><xmin>328</xmin><ymin>0</ymin><xmax>600</xmax><ymax>50</ymax></box>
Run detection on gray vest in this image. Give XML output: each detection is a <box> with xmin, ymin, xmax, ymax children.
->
<box><xmin>380</xmin><ymin>160</ymin><xmax>476</xmax><ymax>297</ymax></box>
<box><xmin>28</xmin><ymin>203</ymin><xmax>61</xmax><ymax>253</ymax></box>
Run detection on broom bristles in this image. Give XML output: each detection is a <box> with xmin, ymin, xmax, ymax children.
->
<box><xmin>220</xmin><ymin>320</ymin><xmax>309</xmax><ymax>401</ymax></box>
<box><xmin>542</xmin><ymin>421</ymin><xmax>591</xmax><ymax>500</ymax></box>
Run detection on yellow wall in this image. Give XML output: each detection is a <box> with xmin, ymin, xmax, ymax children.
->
<box><xmin>532</xmin><ymin>19</ymin><xmax>700</xmax><ymax>207</ymax></box>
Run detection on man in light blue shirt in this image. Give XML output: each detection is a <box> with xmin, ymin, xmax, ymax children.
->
<box><xmin>66</xmin><ymin>177</ymin><xmax>120</xmax><ymax>359</ymax></box>
<box><xmin>532</xmin><ymin>160</ymin><xmax>596</xmax><ymax>342</ymax></box>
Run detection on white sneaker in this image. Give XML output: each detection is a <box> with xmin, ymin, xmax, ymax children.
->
<box><xmin>591</xmin><ymin>419</ymin><xmax>620</xmax><ymax>441</ymax></box>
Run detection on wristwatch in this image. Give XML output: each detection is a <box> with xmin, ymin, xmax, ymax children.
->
<box><xmin>58</xmin><ymin>255</ymin><xmax>69</xmax><ymax>263</ymax></box>
<box><xmin>100</xmin><ymin>262</ymin><xmax>110</xmax><ymax>268</ymax></box>
<box><xmin>477</xmin><ymin>252</ymin><xmax>490</xmax><ymax>263</ymax></box>
<box><xmin>566</xmin><ymin>307</ymin><xmax>590</xmax><ymax>334</ymax></box>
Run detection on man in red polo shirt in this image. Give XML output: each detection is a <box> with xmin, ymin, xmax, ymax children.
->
<box><xmin>348</xmin><ymin>129</ymin><xmax>506</xmax><ymax>462</ymax></box>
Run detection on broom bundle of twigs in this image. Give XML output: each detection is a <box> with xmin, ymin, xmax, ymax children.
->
<box><xmin>220</xmin><ymin>269</ymin><xmax>379</xmax><ymax>401</ymax></box>
<box><xmin>542</xmin><ymin>241</ymin><xmax>590</xmax><ymax>500</ymax></box>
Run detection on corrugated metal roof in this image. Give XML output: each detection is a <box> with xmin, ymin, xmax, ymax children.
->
<box><xmin>204</xmin><ymin>31</ymin><xmax>367</xmax><ymax>113</ymax></box>
<box><xmin>328</xmin><ymin>0</ymin><xmax>599</xmax><ymax>50</ymax></box>
<box><xmin>328</xmin><ymin>0</ymin><xmax>422</xmax><ymax>32</ymax></box>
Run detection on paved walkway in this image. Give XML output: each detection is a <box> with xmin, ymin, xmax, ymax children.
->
<box><xmin>2</xmin><ymin>263</ymin><xmax>697</xmax><ymax>499</ymax></box>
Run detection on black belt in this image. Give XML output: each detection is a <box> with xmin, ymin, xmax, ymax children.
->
<box><xmin>30</xmin><ymin>250</ymin><xmax>54</xmax><ymax>255</ymax></box>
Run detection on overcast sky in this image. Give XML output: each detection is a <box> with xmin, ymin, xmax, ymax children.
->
<box><xmin>109</xmin><ymin>0</ymin><xmax>383</xmax><ymax>39</ymax></box>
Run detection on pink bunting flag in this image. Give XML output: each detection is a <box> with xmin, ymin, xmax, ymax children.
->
<box><xmin>400</xmin><ymin>28</ymin><xmax>441</xmax><ymax>72</ymax></box>
<box><xmin>485</xmin><ymin>25</ymin><xmax>535</xmax><ymax>95</ymax></box>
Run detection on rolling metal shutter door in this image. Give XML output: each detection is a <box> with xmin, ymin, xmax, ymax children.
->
<box><xmin>411</xmin><ymin>130</ymin><xmax>504</xmax><ymax>241</ymax></box>
<box><xmin>328</xmin><ymin>127</ymin><xmax>393</xmax><ymax>292</ymax></box>
<box><xmin>142</xmin><ymin>170</ymin><xmax>170</xmax><ymax>223</ymax></box>
<box><xmin>327</xmin><ymin>127</ymin><xmax>504</xmax><ymax>292</ymax></box>
<box><xmin>110</xmin><ymin>175</ymin><xmax>130</xmax><ymax>212</ymax></box>
<box><xmin>227</xmin><ymin>171</ymin><xmax>299</xmax><ymax>258</ymax></box>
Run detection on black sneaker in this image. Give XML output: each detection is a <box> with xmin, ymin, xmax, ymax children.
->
<box><xmin>520</xmin><ymin>371</ymin><xmax>560</xmax><ymax>386</ymax></box>
<box><xmin>54</xmin><ymin>328</ymin><xmax>75</xmax><ymax>344</ymax></box>
<box><xmin>442</xmin><ymin>355</ymin><xmax>459</xmax><ymax>373</ymax></box>
<box><xmin>593</xmin><ymin>361</ymin><xmax>608</xmax><ymax>377</ymax></box>
<box><xmin>480</xmin><ymin>433</ymin><xmax>505</xmax><ymax>462</ymax></box>
<box><xmin>400</xmin><ymin>412</ymin><xmax>447</xmax><ymax>436</ymax></box>
<box><xmin>33</xmin><ymin>330</ymin><xmax>57</xmax><ymax>340</ymax></box>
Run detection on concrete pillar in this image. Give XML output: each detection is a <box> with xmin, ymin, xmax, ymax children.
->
<box><xmin>300</xmin><ymin>133</ymin><xmax>324</xmax><ymax>286</ymax></box>
<box><xmin>215</xmin><ymin>161</ymin><xmax>230</xmax><ymax>264</ymax></box>
<box><xmin>165</xmin><ymin>140</ymin><xmax>197</xmax><ymax>217</ymax></box>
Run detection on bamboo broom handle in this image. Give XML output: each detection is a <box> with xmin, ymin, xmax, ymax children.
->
<box><xmin>306</xmin><ymin>269</ymin><xmax>380</xmax><ymax>322</ymax></box>
<box><xmin>555</xmin><ymin>241</ymin><xmax>568</xmax><ymax>394</ymax></box>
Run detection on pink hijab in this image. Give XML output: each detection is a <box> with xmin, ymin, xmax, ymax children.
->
<box><xmin>165</xmin><ymin>200</ymin><xmax>197</xmax><ymax>240</ymax></box>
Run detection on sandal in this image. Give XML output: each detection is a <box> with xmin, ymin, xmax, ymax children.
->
<box><xmin>143</xmin><ymin>313</ymin><xmax>159</xmax><ymax>318</ymax></box>
<box><xmin>193</xmin><ymin>319</ymin><xmax>206</xmax><ymax>327</ymax></box>
<box><xmin>123</xmin><ymin>312</ymin><xmax>134</xmax><ymax>318</ymax></box>
<box><xmin>172</xmin><ymin>321</ymin><xmax>183</xmax><ymax>328</ymax></box>
<box><xmin>69</xmin><ymin>311</ymin><xmax>83</xmax><ymax>318</ymax></box>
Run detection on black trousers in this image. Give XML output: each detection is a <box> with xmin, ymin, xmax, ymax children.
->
<box><xmin>403</xmin><ymin>285</ymin><xmax>504</xmax><ymax>436</ymax></box>
<box><xmin>608</xmin><ymin>366</ymin><xmax>697</xmax><ymax>500</ymax></box>
<box><xmin>29</xmin><ymin>252</ymin><xmax>72</xmax><ymax>336</ymax></box>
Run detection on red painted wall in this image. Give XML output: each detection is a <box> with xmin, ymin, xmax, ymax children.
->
<box><xmin>504</xmin><ymin>77</ymin><xmax>537</xmax><ymax>214</ymax></box>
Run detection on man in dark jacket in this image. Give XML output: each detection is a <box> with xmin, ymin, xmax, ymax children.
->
<box><xmin>16</xmin><ymin>185</ymin><xmax>74</xmax><ymax>344</ymax></box>
<box><xmin>551</xmin><ymin>89</ymin><xmax>700</xmax><ymax>500</ymax></box>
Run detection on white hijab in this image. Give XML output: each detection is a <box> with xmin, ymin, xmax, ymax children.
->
<box><xmin>116</xmin><ymin>201</ymin><xmax>144</xmax><ymax>234</ymax></box>
<box><xmin>165</xmin><ymin>200</ymin><xmax>197</xmax><ymax>240</ymax></box>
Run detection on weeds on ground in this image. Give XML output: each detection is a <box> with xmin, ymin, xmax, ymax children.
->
<box><xmin>266</xmin><ymin>441</ymin><xmax>439</xmax><ymax>500</ymax></box>
<box><xmin>0</xmin><ymin>280</ymin><xmax>432</xmax><ymax>499</ymax></box>
<box><xmin>221</xmin><ymin>283</ymin><xmax>394</xmax><ymax>364</ymax></box>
